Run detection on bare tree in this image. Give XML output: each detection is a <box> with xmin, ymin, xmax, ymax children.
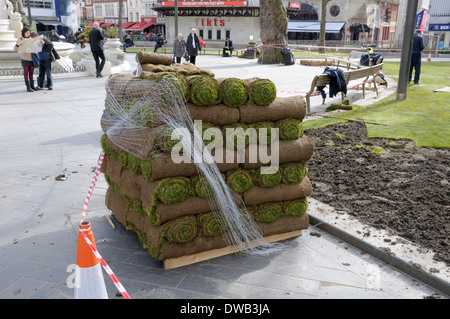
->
<box><xmin>318</xmin><ymin>0</ymin><xmax>331</xmax><ymax>54</ymax></box>
<box><xmin>258</xmin><ymin>0</ymin><xmax>287</xmax><ymax>64</ymax></box>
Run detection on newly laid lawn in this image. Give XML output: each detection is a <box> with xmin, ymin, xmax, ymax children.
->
<box><xmin>303</xmin><ymin>61</ymin><xmax>450</xmax><ymax>148</ymax></box>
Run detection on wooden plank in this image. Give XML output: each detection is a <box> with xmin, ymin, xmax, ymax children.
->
<box><xmin>163</xmin><ymin>230</ymin><xmax>302</xmax><ymax>270</ymax></box>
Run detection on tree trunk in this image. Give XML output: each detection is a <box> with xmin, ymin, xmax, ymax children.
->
<box><xmin>318</xmin><ymin>0</ymin><xmax>331</xmax><ymax>54</ymax></box>
<box><xmin>258</xmin><ymin>0</ymin><xmax>287</xmax><ymax>64</ymax></box>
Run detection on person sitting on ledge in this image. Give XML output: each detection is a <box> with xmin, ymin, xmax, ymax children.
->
<box><xmin>223</xmin><ymin>38</ymin><xmax>234</xmax><ymax>57</ymax></box>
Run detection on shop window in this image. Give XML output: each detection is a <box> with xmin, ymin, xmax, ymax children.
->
<box><xmin>199</xmin><ymin>29</ymin><xmax>204</xmax><ymax>39</ymax></box>
<box><xmin>287</xmin><ymin>3</ymin><xmax>318</xmax><ymax>21</ymax></box>
<box><xmin>208</xmin><ymin>29</ymin><xmax>212</xmax><ymax>40</ymax></box>
<box><xmin>384</xmin><ymin>9</ymin><xmax>389</xmax><ymax>23</ymax></box>
<box><xmin>217</xmin><ymin>30</ymin><xmax>221</xmax><ymax>40</ymax></box>
<box><xmin>225</xmin><ymin>30</ymin><xmax>230</xmax><ymax>39</ymax></box>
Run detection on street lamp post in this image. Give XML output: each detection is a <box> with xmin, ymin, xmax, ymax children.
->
<box><xmin>174</xmin><ymin>0</ymin><xmax>178</xmax><ymax>40</ymax></box>
<box><xmin>26</xmin><ymin>0</ymin><xmax>32</xmax><ymax>26</ymax></box>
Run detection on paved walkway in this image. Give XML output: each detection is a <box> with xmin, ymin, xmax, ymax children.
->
<box><xmin>0</xmin><ymin>54</ymin><xmax>448</xmax><ymax>300</ymax></box>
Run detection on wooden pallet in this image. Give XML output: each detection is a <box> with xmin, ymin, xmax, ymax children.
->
<box><xmin>163</xmin><ymin>230</ymin><xmax>302</xmax><ymax>270</ymax></box>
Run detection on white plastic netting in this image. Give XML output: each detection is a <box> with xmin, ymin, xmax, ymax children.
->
<box><xmin>102</xmin><ymin>74</ymin><xmax>284</xmax><ymax>255</ymax></box>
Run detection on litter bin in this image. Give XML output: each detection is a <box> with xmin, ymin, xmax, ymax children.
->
<box><xmin>247</xmin><ymin>45</ymin><xmax>256</xmax><ymax>59</ymax></box>
<box><xmin>281</xmin><ymin>47</ymin><xmax>295</xmax><ymax>65</ymax></box>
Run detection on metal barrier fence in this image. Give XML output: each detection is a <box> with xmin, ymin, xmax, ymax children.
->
<box><xmin>0</xmin><ymin>64</ymin><xmax>87</xmax><ymax>77</ymax></box>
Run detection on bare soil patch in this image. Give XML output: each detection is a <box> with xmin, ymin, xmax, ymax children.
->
<box><xmin>305</xmin><ymin>121</ymin><xmax>450</xmax><ymax>265</ymax></box>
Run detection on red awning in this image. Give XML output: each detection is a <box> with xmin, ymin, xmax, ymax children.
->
<box><xmin>101</xmin><ymin>23</ymin><xmax>114</xmax><ymax>28</ymax></box>
<box><xmin>140</xmin><ymin>22</ymin><xmax>155</xmax><ymax>30</ymax></box>
<box><xmin>85</xmin><ymin>22</ymin><xmax>95</xmax><ymax>28</ymax></box>
<box><xmin>123</xmin><ymin>22</ymin><xmax>137</xmax><ymax>29</ymax></box>
<box><xmin>126</xmin><ymin>22</ymin><xmax>155</xmax><ymax>30</ymax></box>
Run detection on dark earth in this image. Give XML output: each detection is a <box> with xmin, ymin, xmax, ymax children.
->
<box><xmin>305</xmin><ymin>121</ymin><xmax>450</xmax><ymax>266</ymax></box>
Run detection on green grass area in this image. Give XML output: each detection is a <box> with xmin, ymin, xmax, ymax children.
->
<box><xmin>303</xmin><ymin>62</ymin><xmax>450</xmax><ymax>148</ymax></box>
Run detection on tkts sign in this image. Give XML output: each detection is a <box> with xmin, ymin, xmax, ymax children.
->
<box><xmin>161</xmin><ymin>1</ymin><xmax>248</xmax><ymax>6</ymax></box>
<box><xmin>199</xmin><ymin>17</ymin><xmax>225</xmax><ymax>27</ymax></box>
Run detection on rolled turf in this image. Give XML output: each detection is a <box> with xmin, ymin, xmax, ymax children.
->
<box><xmin>218</xmin><ymin>78</ymin><xmax>248</xmax><ymax>108</ymax></box>
<box><xmin>246</xmin><ymin>78</ymin><xmax>277</xmax><ymax>106</ymax></box>
<box><xmin>164</xmin><ymin>215</ymin><xmax>198</xmax><ymax>244</ymax></box>
<box><xmin>187</xmin><ymin>75</ymin><xmax>221</xmax><ymax>106</ymax></box>
<box><xmin>283</xmin><ymin>198</ymin><xmax>308</xmax><ymax>217</ymax></box>
<box><xmin>155</xmin><ymin>177</ymin><xmax>191</xmax><ymax>204</ymax></box>
<box><xmin>277</xmin><ymin>118</ymin><xmax>303</xmax><ymax>140</ymax></box>
<box><xmin>226</xmin><ymin>169</ymin><xmax>254</xmax><ymax>193</ymax></box>
<box><xmin>281</xmin><ymin>162</ymin><xmax>308</xmax><ymax>184</ymax></box>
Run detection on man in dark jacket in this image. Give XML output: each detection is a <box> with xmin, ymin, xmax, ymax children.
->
<box><xmin>89</xmin><ymin>22</ymin><xmax>106</xmax><ymax>78</ymax></box>
<box><xmin>123</xmin><ymin>34</ymin><xmax>134</xmax><ymax>52</ymax></box>
<box><xmin>409</xmin><ymin>29</ymin><xmax>425</xmax><ymax>84</ymax></box>
<box><xmin>154</xmin><ymin>33</ymin><xmax>166</xmax><ymax>52</ymax></box>
<box><xmin>222</xmin><ymin>38</ymin><xmax>234</xmax><ymax>56</ymax></box>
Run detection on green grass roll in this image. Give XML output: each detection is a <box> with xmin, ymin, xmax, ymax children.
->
<box><xmin>219</xmin><ymin>78</ymin><xmax>248</xmax><ymax>108</ymax></box>
<box><xmin>156</xmin><ymin>177</ymin><xmax>191</xmax><ymax>204</ymax></box>
<box><xmin>246</xmin><ymin>78</ymin><xmax>277</xmax><ymax>106</ymax></box>
<box><xmin>283</xmin><ymin>198</ymin><xmax>308</xmax><ymax>217</ymax></box>
<box><xmin>226</xmin><ymin>169</ymin><xmax>254</xmax><ymax>193</ymax></box>
<box><xmin>281</xmin><ymin>162</ymin><xmax>308</xmax><ymax>184</ymax></box>
<box><xmin>164</xmin><ymin>216</ymin><xmax>198</xmax><ymax>244</ymax></box>
<box><xmin>278</xmin><ymin>118</ymin><xmax>303</xmax><ymax>140</ymax></box>
<box><xmin>199</xmin><ymin>212</ymin><xmax>224</xmax><ymax>237</ymax></box>
<box><xmin>254</xmin><ymin>202</ymin><xmax>283</xmax><ymax>223</ymax></box>
<box><xmin>188</xmin><ymin>75</ymin><xmax>221</xmax><ymax>106</ymax></box>
<box><xmin>191</xmin><ymin>176</ymin><xmax>214</xmax><ymax>198</ymax></box>
<box><xmin>254</xmin><ymin>168</ymin><xmax>282</xmax><ymax>188</ymax></box>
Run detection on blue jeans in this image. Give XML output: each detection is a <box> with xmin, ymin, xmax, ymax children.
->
<box><xmin>38</xmin><ymin>58</ymin><xmax>52</xmax><ymax>88</ymax></box>
<box><xmin>409</xmin><ymin>54</ymin><xmax>422</xmax><ymax>83</ymax></box>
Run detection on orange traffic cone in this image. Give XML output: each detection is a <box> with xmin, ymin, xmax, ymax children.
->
<box><xmin>308</xmin><ymin>45</ymin><xmax>311</xmax><ymax>53</ymax></box>
<box><xmin>427</xmin><ymin>50</ymin><xmax>431</xmax><ymax>62</ymax></box>
<box><xmin>74</xmin><ymin>221</ymin><xmax>108</xmax><ymax>299</ymax></box>
<box><xmin>335</xmin><ymin>45</ymin><xmax>339</xmax><ymax>54</ymax></box>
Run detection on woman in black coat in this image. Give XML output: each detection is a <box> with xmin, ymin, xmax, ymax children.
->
<box><xmin>186</xmin><ymin>28</ymin><xmax>201</xmax><ymax>65</ymax></box>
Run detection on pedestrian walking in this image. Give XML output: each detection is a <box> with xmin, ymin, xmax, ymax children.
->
<box><xmin>89</xmin><ymin>22</ymin><xmax>106</xmax><ymax>78</ymax></box>
<box><xmin>173</xmin><ymin>33</ymin><xmax>186</xmax><ymax>63</ymax></box>
<box><xmin>409</xmin><ymin>29</ymin><xmax>425</xmax><ymax>84</ymax></box>
<box><xmin>186</xmin><ymin>28</ymin><xmax>201</xmax><ymax>65</ymax></box>
<box><xmin>14</xmin><ymin>26</ymin><xmax>41</xmax><ymax>92</ymax></box>
<box><xmin>37</xmin><ymin>36</ymin><xmax>60</xmax><ymax>90</ymax></box>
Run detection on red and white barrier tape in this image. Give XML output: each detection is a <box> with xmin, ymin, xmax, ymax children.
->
<box><xmin>80</xmin><ymin>151</ymin><xmax>105</xmax><ymax>223</ymax></box>
<box><xmin>252</xmin><ymin>42</ymin><xmax>449</xmax><ymax>55</ymax></box>
<box><xmin>79</xmin><ymin>150</ymin><xmax>131</xmax><ymax>299</ymax></box>
<box><xmin>79</xmin><ymin>229</ymin><xmax>131</xmax><ymax>299</ymax></box>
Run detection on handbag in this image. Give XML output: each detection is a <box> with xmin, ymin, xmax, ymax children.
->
<box><xmin>184</xmin><ymin>51</ymin><xmax>190</xmax><ymax>62</ymax></box>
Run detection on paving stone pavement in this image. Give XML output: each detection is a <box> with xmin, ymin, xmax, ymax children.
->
<box><xmin>0</xmin><ymin>53</ymin><xmax>448</xmax><ymax>301</ymax></box>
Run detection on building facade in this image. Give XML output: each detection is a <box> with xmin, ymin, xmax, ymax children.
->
<box><xmin>428</xmin><ymin>0</ymin><xmax>450</xmax><ymax>49</ymax></box>
<box><xmin>153</xmin><ymin>0</ymin><xmax>260</xmax><ymax>45</ymax></box>
<box><xmin>152</xmin><ymin>0</ymin><xmax>403</xmax><ymax>46</ymax></box>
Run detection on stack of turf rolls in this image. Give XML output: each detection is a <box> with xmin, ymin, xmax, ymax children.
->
<box><xmin>100</xmin><ymin>53</ymin><xmax>314</xmax><ymax>263</ymax></box>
